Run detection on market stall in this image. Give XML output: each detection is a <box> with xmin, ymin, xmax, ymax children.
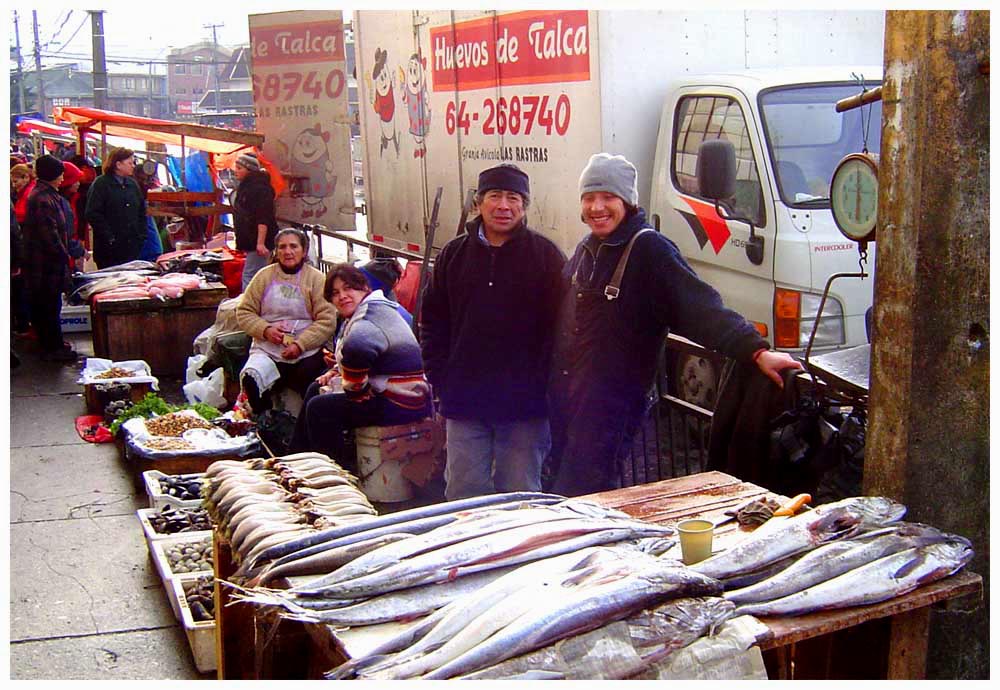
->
<box><xmin>205</xmin><ymin>471</ymin><xmax>980</xmax><ymax>680</ymax></box>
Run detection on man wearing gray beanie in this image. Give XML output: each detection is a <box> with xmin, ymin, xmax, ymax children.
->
<box><xmin>547</xmin><ymin>153</ymin><xmax>801</xmax><ymax>496</ymax></box>
<box><xmin>421</xmin><ymin>163</ymin><xmax>566</xmax><ymax>500</ymax></box>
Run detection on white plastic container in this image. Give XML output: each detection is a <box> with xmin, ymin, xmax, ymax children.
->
<box><xmin>172</xmin><ymin>575</ymin><xmax>218</xmax><ymax>673</ymax></box>
<box><xmin>150</xmin><ymin>533</ymin><xmax>214</xmax><ymax>584</ymax></box>
<box><xmin>143</xmin><ymin>470</ymin><xmax>205</xmax><ymax>510</ymax></box>
<box><xmin>137</xmin><ymin>507</ymin><xmax>212</xmax><ymax>547</ymax></box>
<box><xmin>60</xmin><ymin>303</ymin><xmax>91</xmax><ymax>332</ymax></box>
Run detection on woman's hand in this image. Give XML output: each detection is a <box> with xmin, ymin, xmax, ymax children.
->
<box><xmin>281</xmin><ymin>342</ymin><xmax>303</xmax><ymax>360</ymax></box>
<box><xmin>316</xmin><ymin>369</ymin><xmax>340</xmax><ymax>386</ymax></box>
<box><xmin>262</xmin><ymin>325</ymin><xmax>286</xmax><ymax>345</ymax></box>
<box><xmin>322</xmin><ymin>347</ymin><xmax>336</xmax><ymax>368</ymax></box>
<box><xmin>256</xmin><ymin>243</ymin><xmax>269</xmax><ymax>257</ymax></box>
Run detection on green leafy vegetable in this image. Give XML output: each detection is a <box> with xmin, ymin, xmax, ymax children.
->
<box><xmin>109</xmin><ymin>393</ymin><xmax>223</xmax><ymax>436</ymax></box>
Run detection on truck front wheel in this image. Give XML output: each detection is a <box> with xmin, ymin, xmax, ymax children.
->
<box><xmin>674</xmin><ymin>354</ymin><xmax>720</xmax><ymax>410</ymax></box>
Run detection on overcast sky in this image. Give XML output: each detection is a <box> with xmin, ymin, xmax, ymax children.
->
<box><xmin>8</xmin><ymin>3</ymin><xmax>354</xmax><ymax>73</ymax></box>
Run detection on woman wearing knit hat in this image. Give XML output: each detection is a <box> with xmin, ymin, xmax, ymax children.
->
<box><xmin>547</xmin><ymin>153</ymin><xmax>801</xmax><ymax>496</ymax></box>
<box><xmin>84</xmin><ymin>147</ymin><xmax>147</xmax><ymax>268</ymax></box>
<box><xmin>22</xmin><ymin>155</ymin><xmax>78</xmax><ymax>361</ymax></box>
<box><xmin>232</xmin><ymin>150</ymin><xmax>279</xmax><ymax>290</ymax></box>
<box><xmin>58</xmin><ymin>162</ymin><xmax>90</xmax><ymax>271</ymax></box>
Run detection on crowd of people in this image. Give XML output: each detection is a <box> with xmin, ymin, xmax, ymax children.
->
<box><xmin>12</xmin><ymin>136</ymin><xmax>802</xmax><ymax>497</ymax></box>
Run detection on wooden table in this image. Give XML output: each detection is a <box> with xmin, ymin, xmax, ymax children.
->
<box><xmin>213</xmin><ymin>472</ymin><xmax>982</xmax><ymax>680</ymax></box>
<box><xmin>90</xmin><ymin>283</ymin><xmax>228</xmax><ymax>377</ymax></box>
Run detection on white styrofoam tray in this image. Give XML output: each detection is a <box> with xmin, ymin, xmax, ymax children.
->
<box><xmin>142</xmin><ymin>470</ymin><xmax>205</xmax><ymax>510</ymax></box>
<box><xmin>149</xmin><ymin>533</ymin><xmax>214</xmax><ymax>585</ymax></box>
<box><xmin>137</xmin><ymin>507</ymin><xmax>211</xmax><ymax>546</ymax></box>
<box><xmin>172</xmin><ymin>575</ymin><xmax>218</xmax><ymax>673</ymax></box>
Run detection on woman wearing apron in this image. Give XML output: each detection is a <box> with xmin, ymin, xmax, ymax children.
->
<box><xmin>236</xmin><ymin>228</ymin><xmax>337</xmax><ymax>413</ymax></box>
<box><xmin>548</xmin><ymin>154</ymin><xmax>801</xmax><ymax>496</ymax></box>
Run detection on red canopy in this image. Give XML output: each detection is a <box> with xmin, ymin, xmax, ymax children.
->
<box><xmin>53</xmin><ymin>106</ymin><xmax>264</xmax><ymax>156</ymax></box>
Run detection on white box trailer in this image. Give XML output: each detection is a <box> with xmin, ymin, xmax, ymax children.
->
<box><xmin>354</xmin><ymin>9</ymin><xmax>885</xmax><ymax>401</ymax></box>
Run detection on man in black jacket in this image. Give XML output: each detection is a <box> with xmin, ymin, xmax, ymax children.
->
<box><xmin>420</xmin><ymin>164</ymin><xmax>566</xmax><ymax>500</ymax></box>
<box><xmin>232</xmin><ymin>152</ymin><xmax>278</xmax><ymax>290</ymax></box>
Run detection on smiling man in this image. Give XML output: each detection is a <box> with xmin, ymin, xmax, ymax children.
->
<box><xmin>547</xmin><ymin>153</ymin><xmax>802</xmax><ymax>496</ymax></box>
<box><xmin>420</xmin><ymin>163</ymin><xmax>566</xmax><ymax>500</ymax></box>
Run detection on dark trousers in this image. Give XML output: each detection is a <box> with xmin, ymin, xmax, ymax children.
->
<box><xmin>27</xmin><ymin>288</ymin><xmax>65</xmax><ymax>353</ymax></box>
<box><xmin>290</xmin><ymin>381</ymin><xmax>429</xmax><ymax>472</ymax></box>
<box><xmin>242</xmin><ymin>350</ymin><xmax>328</xmax><ymax>413</ymax></box>
<box><xmin>11</xmin><ymin>274</ymin><xmax>31</xmax><ymax>332</ymax></box>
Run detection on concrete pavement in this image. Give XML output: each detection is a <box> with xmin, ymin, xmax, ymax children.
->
<box><xmin>9</xmin><ymin>330</ymin><xmax>207</xmax><ymax>680</ymax></box>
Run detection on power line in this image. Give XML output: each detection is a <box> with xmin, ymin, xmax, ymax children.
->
<box><xmin>50</xmin><ymin>13</ymin><xmax>90</xmax><ymax>54</ymax></box>
<box><xmin>42</xmin><ymin>10</ymin><xmax>74</xmax><ymax>48</ymax></box>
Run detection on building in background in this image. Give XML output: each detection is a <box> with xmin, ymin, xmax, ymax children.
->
<box><xmin>166</xmin><ymin>41</ymin><xmax>232</xmax><ymax>119</ymax></box>
<box><xmin>13</xmin><ymin>63</ymin><xmax>169</xmax><ymax>119</ymax></box>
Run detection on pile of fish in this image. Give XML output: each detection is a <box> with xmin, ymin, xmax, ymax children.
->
<box><xmin>328</xmin><ymin>547</ymin><xmax>724</xmax><ymax>679</ymax></box>
<box><xmin>203</xmin><ymin>452</ymin><xmax>378</xmax><ymax>566</ymax></box>
<box><xmin>688</xmin><ymin>496</ymin><xmax>974</xmax><ymax>617</ymax></box>
<box><xmin>223</xmin><ymin>493</ymin><xmax>677</xmax><ymax>631</ymax></box>
<box><xmin>69</xmin><ymin>270</ymin><xmax>205</xmax><ymax>303</ymax></box>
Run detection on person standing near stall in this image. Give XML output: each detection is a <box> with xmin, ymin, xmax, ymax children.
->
<box><xmin>548</xmin><ymin>153</ymin><xmax>802</xmax><ymax>496</ymax></box>
<box><xmin>232</xmin><ymin>151</ymin><xmax>279</xmax><ymax>290</ymax></box>
<box><xmin>420</xmin><ymin>164</ymin><xmax>566</xmax><ymax>500</ymax></box>
<box><xmin>10</xmin><ymin>163</ymin><xmax>36</xmax><ymax>336</ymax></box>
<box><xmin>85</xmin><ymin>147</ymin><xmax>147</xmax><ymax>269</ymax></box>
<box><xmin>22</xmin><ymin>155</ymin><xmax>78</xmax><ymax>362</ymax></box>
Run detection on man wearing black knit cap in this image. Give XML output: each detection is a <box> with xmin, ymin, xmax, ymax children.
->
<box><xmin>23</xmin><ymin>155</ymin><xmax>78</xmax><ymax>362</ymax></box>
<box><xmin>232</xmin><ymin>151</ymin><xmax>279</xmax><ymax>290</ymax></box>
<box><xmin>421</xmin><ymin>163</ymin><xmax>566</xmax><ymax>500</ymax></box>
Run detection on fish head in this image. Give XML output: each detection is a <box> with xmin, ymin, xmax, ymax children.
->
<box><xmin>810</xmin><ymin>508</ymin><xmax>863</xmax><ymax>543</ymax></box>
<box><xmin>827</xmin><ymin>496</ymin><xmax>907</xmax><ymax>526</ymax></box>
<box><xmin>895</xmin><ymin>536</ymin><xmax>974</xmax><ymax>583</ymax></box>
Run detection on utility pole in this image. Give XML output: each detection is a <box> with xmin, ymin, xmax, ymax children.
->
<box><xmin>13</xmin><ymin>12</ymin><xmax>27</xmax><ymax>113</ymax></box>
<box><xmin>90</xmin><ymin>10</ymin><xmax>108</xmax><ymax>109</ymax></box>
<box><xmin>32</xmin><ymin>11</ymin><xmax>45</xmax><ymax>117</ymax></box>
<box><xmin>204</xmin><ymin>22</ymin><xmax>223</xmax><ymax>113</ymax></box>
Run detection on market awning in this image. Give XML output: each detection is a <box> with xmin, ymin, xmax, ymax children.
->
<box><xmin>52</xmin><ymin>106</ymin><xmax>264</xmax><ymax>155</ymax></box>
<box><xmin>16</xmin><ymin>118</ymin><xmax>74</xmax><ymax>137</ymax></box>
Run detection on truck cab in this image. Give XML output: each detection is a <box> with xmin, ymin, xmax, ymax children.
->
<box><xmin>649</xmin><ymin>67</ymin><xmax>881</xmax><ymax>407</ymax></box>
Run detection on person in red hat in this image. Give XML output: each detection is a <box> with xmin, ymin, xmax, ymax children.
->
<box><xmin>58</xmin><ymin>161</ymin><xmax>89</xmax><ymax>271</ymax></box>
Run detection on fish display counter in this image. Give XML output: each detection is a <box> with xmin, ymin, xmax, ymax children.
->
<box><xmin>209</xmin><ymin>471</ymin><xmax>981</xmax><ymax>680</ymax></box>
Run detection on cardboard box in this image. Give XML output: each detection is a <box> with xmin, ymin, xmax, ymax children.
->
<box><xmin>60</xmin><ymin>303</ymin><xmax>92</xmax><ymax>332</ymax></box>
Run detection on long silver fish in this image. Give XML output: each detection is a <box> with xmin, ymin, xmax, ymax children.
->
<box><xmin>692</xmin><ymin>496</ymin><xmax>906</xmax><ymax>580</ymax></box>
<box><xmin>421</xmin><ymin>560</ymin><xmax>723</xmax><ymax>679</ymax></box>
<box><xmin>460</xmin><ymin>596</ymin><xmax>736</xmax><ymax>680</ymax></box>
<box><xmin>724</xmin><ymin>522</ymin><xmax>952</xmax><ymax>604</ymax></box>
<box><xmin>291</xmin><ymin>517</ymin><xmax>674</xmax><ymax>600</ymax></box>
<box><xmin>359</xmin><ymin>550</ymin><xmax>643</xmax><ymax>679</ymax></box>
<box><xmin>734</xmin><ymin>535</ymin><xmax>973</xmax><ymax>617</ymax></box>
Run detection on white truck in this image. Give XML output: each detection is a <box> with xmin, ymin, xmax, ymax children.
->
<box><xmin>353</xmin><ymin>10</ymin><xmax>885</xmax><ymax>405</ymax></box>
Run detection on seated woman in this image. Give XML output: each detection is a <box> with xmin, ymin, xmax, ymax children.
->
<box><xmin>290</xmin><ymin>263</ymin><xmax>431</xmax><ymax>471</ymax></box>
<box><xmin>235</xmin><ymin>228</ymin><xmax>336</xmax><ymax>414</ymax></box>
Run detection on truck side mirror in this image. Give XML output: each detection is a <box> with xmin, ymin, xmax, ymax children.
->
<box><xmin>697</xmin><ymin>139</ymin><xmax>765</xmax><ymax>266</ymax></box>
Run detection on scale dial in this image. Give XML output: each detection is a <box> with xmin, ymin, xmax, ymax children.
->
<box><xmin>830</xmin><ymin>152</ymin><xmax>879</xmax><ymax>243</ymax></box>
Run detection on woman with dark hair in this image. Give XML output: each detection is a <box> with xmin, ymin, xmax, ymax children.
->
<box><xmin>236</xmin><ymin>228</ymin><xmax>337</xmax><ymax>414</ymax></box>
<box><xmin>289</xmin><ymin>263</ymin><xmax>430</xmax><ymax>470</ymax></box>
<box><xmin>84</xmin><ymin>147</ymin><xmax>147</xmax><ymax>268</ymax></box>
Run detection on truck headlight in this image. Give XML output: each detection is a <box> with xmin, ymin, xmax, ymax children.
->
<box><xmin>774</xmin><ymin>289</ymin><xmax>846</xmax><ymax>348</ymax></box>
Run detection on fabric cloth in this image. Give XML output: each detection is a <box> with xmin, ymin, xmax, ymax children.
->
<box><xmin>139</xmin><ymin>217</ymin><xmax>163</xmax><ymax>262</ymax></box>
<box><xmin>242</xmin><ymin>350</ymin><xmax>328</xmax><ymax>414</ymax></box>
<box><xmin>579</xmin><ymin>152</ymin><xmax>639</xmax><ymax>207</ymax></box>
<box><xmin>85</xmin><ymin>172</ymin><xmax>147</xmax><ymax>268</ymax></box>
<box><xmin>35</xmin><ymin>154</ymin><xmax>64</xmax><ymax>183</ymax></box>
<box><xmin>236</xmin><ymin>262</ymin><xmax>336</xmax><ymax>356</ymax></box>
<box><xmin>13</xmin><ymin>179</ymin><xmax>36</xmax><ymax>225</ymax></box>
<box><xmin>241</xmin><ymin>251</ymin><xmax>270</xmax><ymax>291</ymax></box>
<box><xmin>27</xmin><ymin>284</ymin><xmax>66</xmax><ymax>354</ymax></box>
<box><xmin>240</xmin><ymin>352</ymin><xmax>282</xmax><ymax>396</ymax></box>
<box><xmin>443</xmin><ymin>417</ymin><xmax>550</xmax><ymax>501</ymax></box>
<box><xmin>548</xmin><ymin>208</ymin><xmax>769</xmax><ymax>496</ymax></box>
<box><xmin>420</xmin><ymin>217</ymin><xmax>566</xmax><ymax>421</ymax></box>
<box><xmin>232</xmin><ymin>169</ymin><xmax>278</xmax><ymax>252</ymax></box>
<box><xmin>22</xmin><ymin>181</ymin><xmax>72</xmax><ymax>294</ymax></box>
<box><xmin>477</xmin><ymin>163</ymin><xmax>530</xmax><ymax>199</ymax></box>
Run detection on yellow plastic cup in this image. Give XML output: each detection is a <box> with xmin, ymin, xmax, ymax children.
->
<box><xmin>677</xmin><ymin>518</ymin><xmax>715</xmax><ymax>565</ymax></box>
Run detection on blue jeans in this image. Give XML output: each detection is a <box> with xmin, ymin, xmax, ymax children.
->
<box><xmin>242</xmin><ymin>252</ymin><xmax>270</xmax><ymax>291</ymax></box>
<box><xmin>443</xmin><ymin>417</ymin><xmax>551</xmax><ymax>501</ymax></box>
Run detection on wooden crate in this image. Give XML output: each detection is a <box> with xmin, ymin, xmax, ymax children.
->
<box><xmin>83</xmin><ymin>380</ymin><xmax>154</xmax><ymax>415</ymax></box>
<box><xmin>90</xmin><ymin>283</ymin><xmax>228</xmax><ymax>377</ymax></box>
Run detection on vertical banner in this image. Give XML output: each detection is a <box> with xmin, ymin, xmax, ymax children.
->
<box><xmin>357</xmin><ymin>10</ymin><xmax>602</xmax><ymax>253</ymax></box>
<box><xmin>249</xmin><ymin>11</ymin><xmax>355</xmax><ymax>230</ymax></box>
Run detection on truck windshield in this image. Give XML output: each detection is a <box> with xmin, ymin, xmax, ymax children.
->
<box><xmin>760</xmin><ymin>82</ymin><xmax>882</xmax><ymax>208</ymax></box>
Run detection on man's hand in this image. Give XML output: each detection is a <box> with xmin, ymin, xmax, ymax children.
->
<box><xmin>755</xmin><ymin>350</ymin><xmax>804</xmax><ymax>389</ymax></box>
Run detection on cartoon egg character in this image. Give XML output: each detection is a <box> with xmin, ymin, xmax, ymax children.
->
<box><xmin>402</xmin><ymin>51</ymin><xmax>432</xmax><ymax>158</ymax></box>
<box><xmin>371</xmin><ymin>47</ymin><xmax>399</xmax><ymax>156</ymax></box>
<box><xmin>289</xmin><ymin>124</ymin><xmax>337</xmax><ymax>219</ymax></box>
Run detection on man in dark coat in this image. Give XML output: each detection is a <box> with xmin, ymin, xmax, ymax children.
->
<box><xmin>548</xmin><ymin>153</ymin><xmax>802</xmax><ymax>496</ymax></box>
<box><xmin>232</xmin><ymin>151</ymin><xmax>279</xmax><ymax>290</ymax></box>
<box><xmin>23</xmin><ymin>155</ymin><xmax>78</xmax><ymax>362</ymax></box>
<box><xmin>85</xmin><ymin>147</ymin><xmax>147</xmax><ymax>268</ymax></box>
<box><xmin>420</xmin><ymin>164</ymin><xmax>566</xmax><ymax>500</ymax></box>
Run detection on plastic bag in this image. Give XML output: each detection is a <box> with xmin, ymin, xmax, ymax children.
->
<box><xmin>183</xmin><ymin>367</ymin><xmax>227</xmax><ymax>409</ymax></box>
<box><xmin>186</xmin><ymin>354</ymin><xmax>208</xmax><ymax>385</ymax></box>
